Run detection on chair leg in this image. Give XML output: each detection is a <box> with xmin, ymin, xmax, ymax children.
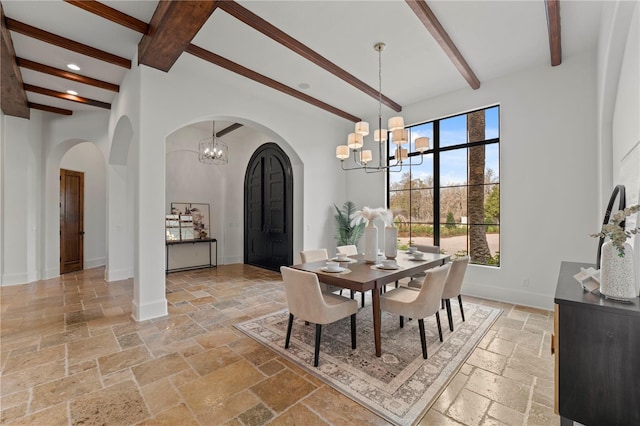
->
<box><xmin>400</xmin><ymin>315</ymin><xmax>404</xmax><ymax>328</ymax></box>
<box><xmin>314</xmin><ymin>324</ymin><xmax>322</xmax><ymax>367</ymax></box>
<box><xmin>458</xmin><ymin>295</ymin><xmax>465</xmax><ymax>322</ymax></box>
<box><xmin>435</xmin><ymin>311</ymin><xmax>443</xmax><ymax>342</ymax></box>
<box><xmin>441</xmin><ymin>299</ymin><xmax>445</xmax><ymax>310</ymax></box>
<box><xmin>445</xmin><ymin>299</ymin><xmax>454</xmax><ymax>331</ymax></box>
<box><xmin>350</xmin><ymin>290</ymin><xmax>355</xmax><ymax>299</ymax></box>
<box><xmin>285</xmin><ymin>313</ymin><xmax>294</xmax><ymax>349</ymax></box>
<box><xmin>361</xmin><ymin>292</ymin><xmax>365</xmax><ymax>308</ymax></box>
<box><xmin>350</xmin><ymin>314</ymin><xmax>357</xmax><ymax>349</ymax></box>
<box><xmin>418</xmin><ymin>319</ymin><xmax>428</xmax><ymax>359</ymax></box>
<box><xmin>395</xmin><ymin>280</ymin><xmax>399</xmax><ymax>288</ymax></box>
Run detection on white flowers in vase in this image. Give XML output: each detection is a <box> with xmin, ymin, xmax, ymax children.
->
<box><xmin>350</xmin><ymin>207</ymin><xmax>393</xmax><ymax>227</ymax></box>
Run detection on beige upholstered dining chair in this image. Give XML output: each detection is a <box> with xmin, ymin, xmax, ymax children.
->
<box><xmin>299</xmin><ymin>249</ymin><xmax>341</xmax><ymax>294</ymax></box>
<box><xmin>403</xmin><ymin>245</ymin><xmax>440</xmax><ymax>288</ymax></box>
<box><xmin>440</xmin><ymin>256</ymin><xmax>469</xmax><ymax>331</ymax></box>
<box><xmin>336</xmin><ymin>245</ymin><xmax>358</xmax><ymax>255</ymax></box>
<box><xmin>280</xmin><ymin>267</ymin><xmax>358</xmax><ymax>367</ymax></box>
<box><xmin>380</xmin><ymin>263</ymin><xmax>450</xmax><ymax>359</ymax></box>
<box><xmin>335</xmin><ymin>245</ymin><xmax>365</xmax><ymax>307</ymax></box>
<box><xmin>409</xmin><ymin>256</ymin><xmax>469</xmax><ymax>331</ymax></box>
<box><xmin>414</xmin><ymin>244</ymin><xmax>440</xmax><ymax>254</ymax></box>
<box><xmin>300</xmin><ymin>249</ymin><xmax>329</xmax><ymax>263</ymax></box>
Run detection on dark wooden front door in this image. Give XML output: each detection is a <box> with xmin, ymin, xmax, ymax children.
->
<box><xmin>60</xmin><ymin>169</ymin><xmax>84</xmax><ymax>274</ymax></box>
<box><xmin>244</xmin><ymin>143</ymin><xmax>293</xmax><ymax>271</ymax></box>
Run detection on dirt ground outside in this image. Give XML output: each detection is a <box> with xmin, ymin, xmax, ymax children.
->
<box><xmin>397</xmin><ymin>233</ymin><xmax>500</xmax><ymax>256</ymax></box>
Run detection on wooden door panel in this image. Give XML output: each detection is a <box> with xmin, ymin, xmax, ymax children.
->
<box><xmin>244</xmin><ymin>144</ymin><xmax>292</xmax><ymax>271</ymax></box>
<box><xmin>60</xmin><ymin>169</ymin><xmax>84</xmax><ymax>274</ymax></box>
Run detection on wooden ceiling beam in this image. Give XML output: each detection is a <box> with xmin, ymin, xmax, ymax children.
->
<box><xmin>138</xmin><ymin>1</ymin><xmax>219</xmax><ymax>72</ymax></box>
<box><xmin>5</xmin><ymin>18</ymin><xmax>131</xmax><ymax>68</ymax></box>
<box><xmin>405</xmin><ymin>0</ymin><xmax>480</xmax><ymax>90</ymax></box>
<box><xmin>64</xmin><ymin>0</ymin><xmax>149</xmax><ymax>35</ymax></box>
<box><xmin>218</xmin><ymin>1</ymin><xmax>402</xmax><ymax>113</ymax></box>
<box><xmin>28</xmin><ymin>102</ymin><xmax>73</xmax><ymax>116</ymax></box>
<box><xmin>545</xmin><ymin>0</ymin><xmax>562</xmax><ymax>66</ymax></box>
<box><xmin>17</xmin><ymin>58</ymin><xmax>119</xmax><ymax>92</ymax></box>
<box><xmin>186</xmin><ymin>44</ymin><xmax>360</xmax><ymax>123</ymax></box>
<box><xmin>216</xmin><ymin>123</ymin><xmax>243</xmax><ymax>138</ymax></box>
<box><xmin>1</xmin><ymin>3</ymin><xmax>30</xmax><ymax>118</ymax></box>
<box><xmin>24</xmin><ymin>83</ymin><xmax>111</xmax><ymax>109</ymax></box>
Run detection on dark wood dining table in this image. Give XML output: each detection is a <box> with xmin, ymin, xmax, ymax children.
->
<box><xmin>290</xmin><ymin>252</ymin><xmax>450</xmax><ymax>357</ymax></box>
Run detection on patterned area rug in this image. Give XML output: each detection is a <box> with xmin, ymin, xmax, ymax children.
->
<box><xmin>236</xmin><ymin>297</ymin><xmax>501</xmax><ymax>425</ymax></box>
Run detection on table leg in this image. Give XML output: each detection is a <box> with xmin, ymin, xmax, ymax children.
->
<box><xmin>372</xmin><ymin>284</ymin><xmax>382</xmax><ymax>357</ymax></box>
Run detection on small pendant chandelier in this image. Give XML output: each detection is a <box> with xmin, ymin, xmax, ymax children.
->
<box><xmin>336</xmin><ymin>43</ymin><xmax>428</xmax><ymax>172</ymax></box>
<box><xmin>199</xmin><ymin>121</ymin><xmax>229</xmax><ymax>165</ymax></box>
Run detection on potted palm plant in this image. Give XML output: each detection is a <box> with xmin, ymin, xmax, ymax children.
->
<box><xmin>334</xmin><ymin>201</ymin><xmax>365</xmax><ymax>246</ymax></box>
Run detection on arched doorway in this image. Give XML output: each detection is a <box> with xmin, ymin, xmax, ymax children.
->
<box><xmin>244</xmin><ymin>143</ymin><xmax>293</xmax><ymax>271</ymax></box>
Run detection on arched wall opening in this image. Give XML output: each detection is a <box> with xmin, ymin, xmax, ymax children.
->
<box><xmin>166</xmin><ymin>116</ymin><xmax>304</xmax><ymax>268</ymax></box>
<box><xmin>60</xmin><ymin>142</ymin><xmax>107</xmax><ymax>270</ymax></box>
<box><xmin>106</xmin><ymin>115</ymin><xmax>135</xmax><ymax>282</ymax></box>
<box><xmin>44</xmin><ymin>138</ymin><xmax>106</xmax><ymax>278</ymax></box>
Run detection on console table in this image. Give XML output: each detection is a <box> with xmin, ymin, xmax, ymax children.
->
<box><xmin>553</xmin><ymin>261</ymin><xmax>640</xmax><ymax>425</ymax></box>
<box><xmin>165</xmin><ymin>238</ymin><xmax>217</xmax><ymax>274</ymax></box>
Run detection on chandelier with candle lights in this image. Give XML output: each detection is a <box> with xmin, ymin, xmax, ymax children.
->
<box><xmin>336</xmin><ymin>43</ymin><xmax>428</xmax><ymax>172</ymax></box>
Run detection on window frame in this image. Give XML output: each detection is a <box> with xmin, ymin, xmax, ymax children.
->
<box><xmin>387</xmin><ymin>105</ymin><xmax>500</xmax><ymax>266</ymax></box>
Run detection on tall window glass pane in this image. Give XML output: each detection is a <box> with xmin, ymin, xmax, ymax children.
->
<box><xmin>387</xmin><ymin>105</ymin><xmax>500</xmax><ymax>267</ymax></box>
<box><xmin>440</xmin><ymin>114</ymin><xmax>467</xmax><ymax>148</ymax></box>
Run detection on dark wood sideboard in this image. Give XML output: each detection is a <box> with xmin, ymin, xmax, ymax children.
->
<box><xmin>553</xmin><ymin>261</ymin><xmax>640</xmax><ymax>425</ymax></box>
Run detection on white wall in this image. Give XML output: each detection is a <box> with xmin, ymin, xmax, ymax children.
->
<box><xmin>349</xmin><ymin>51</ymin><xmax>600</xmax><ymax>310</ymax></box>
<box><xmin>60</xmin><ymin>142</ymin><xmax>107</xmax><ymax>269</ymax></box>
<box><xmin>610</xmin><ymin>2</ymin><xmax>640</xmax><ymax>294</ymax></box>
<box><xmin>1</xmin><ymin>113</ymin><xmax>43</xmax><ymax>285</ymax></box>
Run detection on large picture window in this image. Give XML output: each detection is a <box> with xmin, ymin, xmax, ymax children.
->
<box><xmin>388</xmin><ymin>106</ymin><xmax>500</xmax><ymax>266</ymax></box>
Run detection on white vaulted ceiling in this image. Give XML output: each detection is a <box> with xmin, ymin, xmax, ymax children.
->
<box><xmin>1</xmin><ymin>0</ymin><xmax>604</xmax><ymax>120</ymax></box>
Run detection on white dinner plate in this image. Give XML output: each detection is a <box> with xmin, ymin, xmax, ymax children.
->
<box><xmin>375</xmin><ymin>264</ymin><xmax>399</xmax><ymax>270</ymax></box>
<box><xmin>320</xmin><ymin>266</ymin><xmax>346</xmax><ymax>273</ymax></box>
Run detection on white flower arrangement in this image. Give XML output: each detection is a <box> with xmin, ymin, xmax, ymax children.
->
<box><xmin>350</xmin><ymin>207</ymin><xmax>394</xmax><ymax>227</ymax></box>
<box><xmin>591</xmin><ymin>204</ymin><xmax>640</xmax><ymax>257</ymax></box>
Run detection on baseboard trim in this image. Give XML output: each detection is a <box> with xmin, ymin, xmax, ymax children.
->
<box><xmin>463</xmin><ymin>281</ymin><xmax>554</xmax><ymax>311</ymax></box>
<box><xmin>1</xmin><ymin>272</ymin><xmax>29</xmax><ymax>286</ymax></box>
<box><xmin>105</xmin><ymin>268</ymin><xmax>133</xmax><ymax>282</ymax></box>
<box><xmin>131</xmin><ymin>298</ymin><xmax>168</xmax><ymax>322</ymax></box>
<box><xmin>85</xmin><ymin>257</ymin><xmax>106</xmax><ymax>269</ymax></box>
<box><xmin>44</xmin><ymin>268</ymin><xmax>60</xmax><ymax>280</ymax></box>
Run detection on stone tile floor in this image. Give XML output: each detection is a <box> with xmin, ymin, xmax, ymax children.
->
<box><xmin>0</xmin><ymin>265</ymin><xmax>559</xmax><ymax>425</ymax></box>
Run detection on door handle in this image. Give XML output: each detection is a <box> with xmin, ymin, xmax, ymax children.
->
<box><xmin>79</xmin><ymin>231</ymin><xmax>85</xmax><ymax>235</ymax></box>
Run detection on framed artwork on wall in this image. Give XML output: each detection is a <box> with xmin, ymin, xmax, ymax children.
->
<box><xmin>170</xmin><ymin>203</ymin><xmax>211</xmax><ymax>240</ymax></box>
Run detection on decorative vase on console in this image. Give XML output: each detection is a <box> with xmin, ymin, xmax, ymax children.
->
<box><xmin>592</xmin><ymin>204</ymin><xmax>640</xmax><ymax>301</ymax></box>
<box><xmin>600</xmin><ymin>241</ymin><xmax>636</xmax><ymax>300</ymax></box>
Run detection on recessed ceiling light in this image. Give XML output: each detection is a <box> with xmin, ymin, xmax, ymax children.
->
<box><xmin>67</xmin><ymin>64</ymin><xmax>80</xmax><ymax>71</ymax></box>
<box><xmin>66</xmin><ymin>90</ymin><xmax>78</xmax><ymax>96</ymax></box>
<box><xmin>298</xmin><ymin>83</ymin><xmax>310</xmax><ymax>90</ymax></box>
